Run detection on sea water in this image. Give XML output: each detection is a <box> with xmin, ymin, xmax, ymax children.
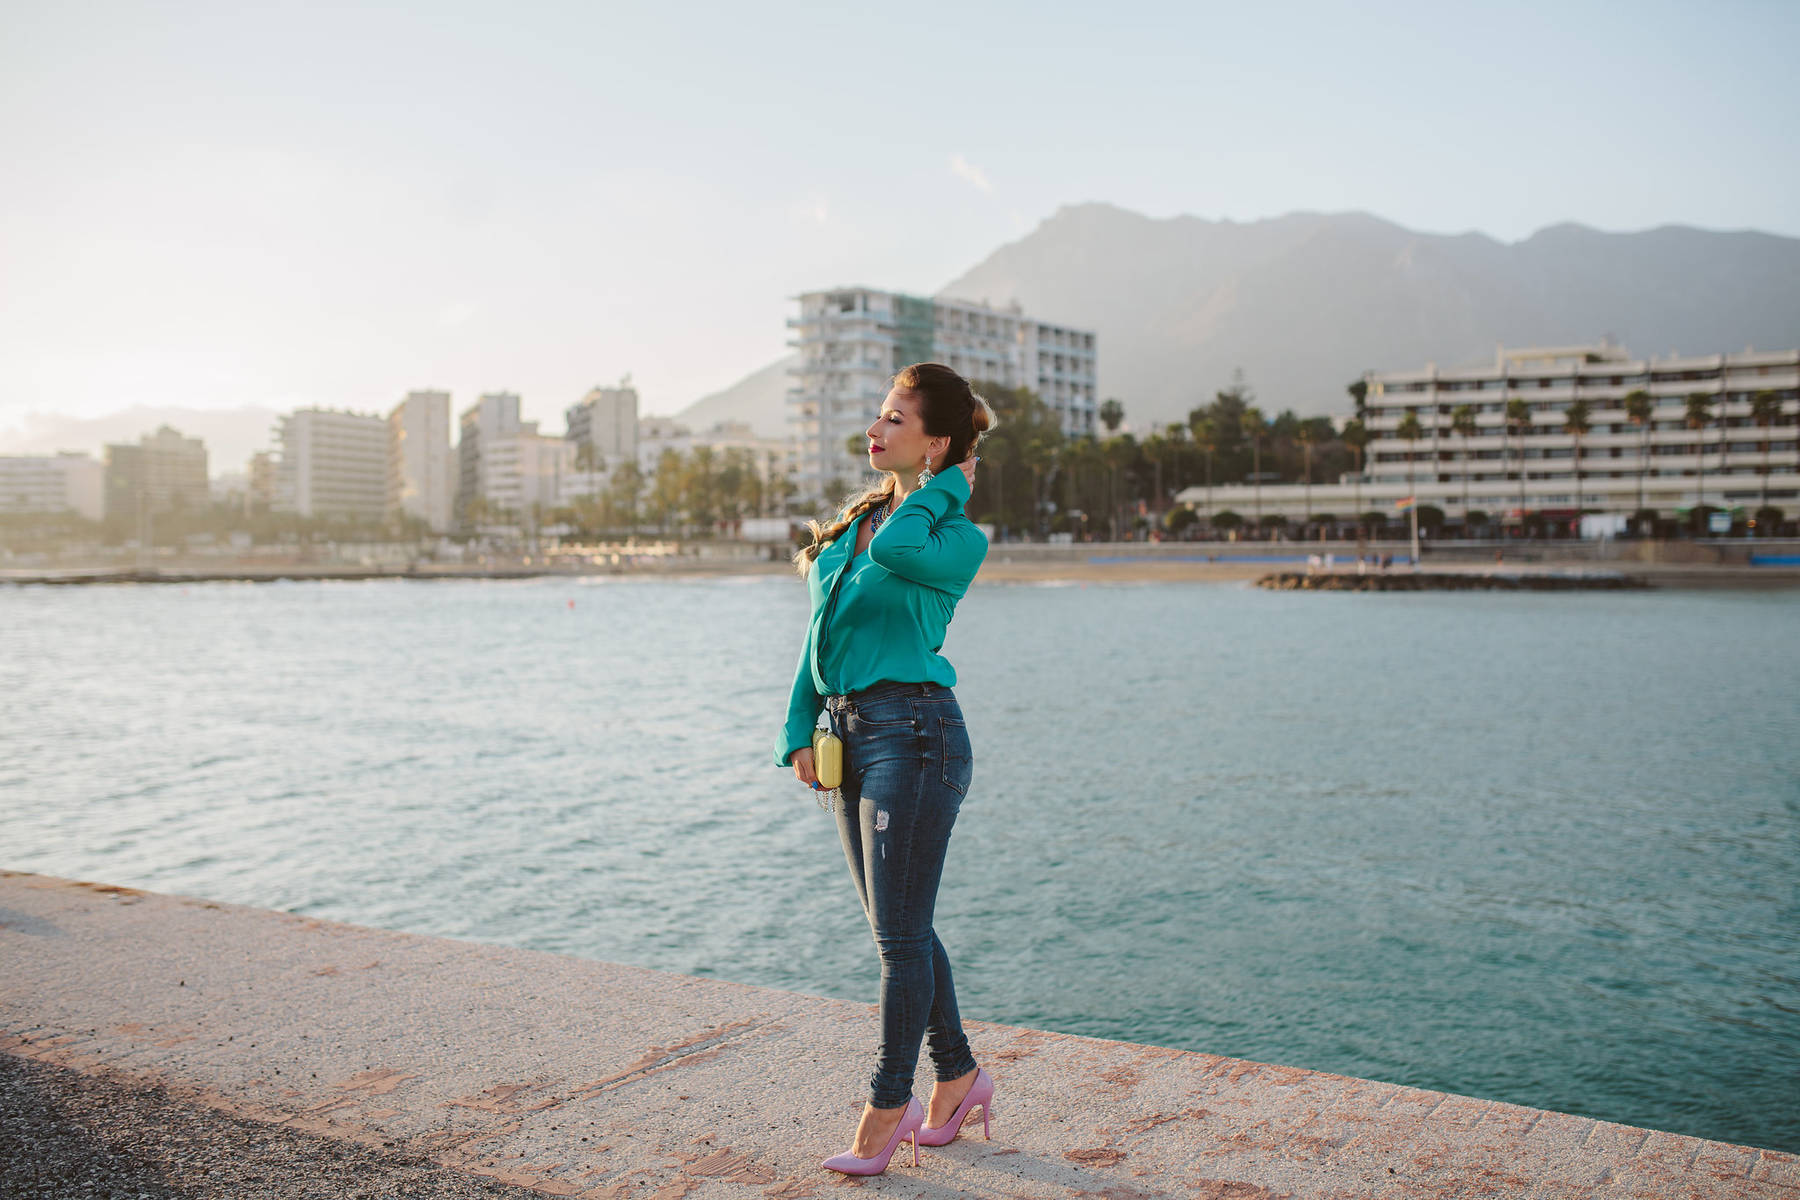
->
<box><xmin>3</xmin><ymin>576</ymin><xmax>1796</xmax><ymax>1151</ymax></box>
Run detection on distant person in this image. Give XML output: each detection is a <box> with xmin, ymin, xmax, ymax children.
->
<box><xmin>776</xmin><ymin>362</ymin><xmax>997</xmax><ymax>1177</ymax></box>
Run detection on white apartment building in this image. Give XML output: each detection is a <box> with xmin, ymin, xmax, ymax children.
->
<box><xmin>273</xmin><ymin>408</ymin><xmax>389</xmax><ymax>522</ymax></box>
<box><xmin>1175</xmin><ymin>343</ymin><xmax>1800</xmax><ymax>526</ymax></box>
<box><xmin>387</xmin><ymin>390</ymin><xmax>454</xmax><ymax>533</ymax></box>
<box><xmin>566</xmin><ymin>380</ymin><xmax>639</xmax><ymax>472</ymax></box>
<box><xmin>457</xmin><ymin>392</ymin><xmax>576</xmax><ymax>527</ymax></box>
<box><xmin>0</xmin><ymin>452</ymin><xmax>104</xmax><ymax>520</ymax></box>
<box><xmin>788</xmin><ymin>288</ymin><xmax>1098</xmax><ymax>499</ymax></box>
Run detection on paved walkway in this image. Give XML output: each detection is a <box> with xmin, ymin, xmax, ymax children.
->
<box><xmin>2</xmin><ymin>871</ymin><xmax>1792</xmax><ymax>1198</ymax></box>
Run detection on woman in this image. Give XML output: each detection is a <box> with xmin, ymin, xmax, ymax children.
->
<box><xmin>774</xmin><ymin>362</ymin><xmax>998</xmax><ymax>1176</ymax></box>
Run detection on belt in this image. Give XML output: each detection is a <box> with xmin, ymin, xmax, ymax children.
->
<box><xmin>824</xmin><ymin>680</ymin><xmax>951</xmax><ymax>713</ymax></box>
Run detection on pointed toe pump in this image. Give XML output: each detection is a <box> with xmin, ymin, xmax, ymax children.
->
<box><xmin>822</xmin><ymin>1096</ymin><xmax>925</xmax><ymax>1176</ymax></box>
<box><xmin>918</xmin><ymin>1067</ymin><xmax>994</xmax><ymax>1147</ymax></box>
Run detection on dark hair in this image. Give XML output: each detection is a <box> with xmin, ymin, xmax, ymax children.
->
<box><xmin>891</xmin><ymin>361</ymin><xmax>995</xmax><ymax>469</ymax></box>
<box><xmin>793</xmin><ymin>362</ymin><xmax>997</xmax><ymax>573</ymax></box>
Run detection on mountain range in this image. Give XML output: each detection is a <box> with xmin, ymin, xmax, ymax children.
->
<box><xmin>13</xmin><ymin>205</ymin><xmax>1797</xmax><ymax>463</ymax></box>
<box><xmin>938</xmin><ymin>203</ymin><xmax>1800</xmax><ymax>427</ymax></box>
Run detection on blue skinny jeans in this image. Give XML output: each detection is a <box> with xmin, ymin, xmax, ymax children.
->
<box><xmin>825</xmin><ymin>681</ymin><xmax>980</xmax><ymax>1109</ymax></box>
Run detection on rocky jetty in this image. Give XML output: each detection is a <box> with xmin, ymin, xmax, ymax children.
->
<box><xmin>1259</xmin><ymin>570</ymin><xmax>1652</xmax><ymax>591</ymax></box>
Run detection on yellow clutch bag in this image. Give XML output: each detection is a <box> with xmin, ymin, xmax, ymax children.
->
<box><xmin>812</xmin><ymin>728</ymin><xmax>844</xmax><ymax>790</ymax></box>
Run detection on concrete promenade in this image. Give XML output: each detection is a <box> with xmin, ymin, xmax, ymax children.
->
<box><xmin>2</xmin><ymin>871</ymin><xmax>1792</xmax><ymax>1199</ymax></box>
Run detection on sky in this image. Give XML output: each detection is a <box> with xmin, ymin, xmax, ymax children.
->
<box><xmin>2</xmin><ymin>0</ymin><xmax>1796</xmax><ymax>460</ymax></box>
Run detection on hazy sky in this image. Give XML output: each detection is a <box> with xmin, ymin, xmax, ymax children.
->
<box><xmin>3</xmin><ymin>0</ymin><xmax>1795</xmax><ymax>447</ymax></box>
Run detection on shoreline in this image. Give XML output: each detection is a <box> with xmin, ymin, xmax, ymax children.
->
<box><xmin>5</xmin><ymin>558</ymin><xmax>1800</xmax><ymax>588</ymax></box>
<box><xmin>4</xmin><ymin>870</ymin><xmax>1793</xmax><ymax>1198</ymax></box>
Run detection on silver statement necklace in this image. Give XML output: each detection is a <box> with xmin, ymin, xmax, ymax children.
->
<box><xmin>867</xmin><ymin>501</ymin><xmax>891</xmax><ymax>535</ymax></box>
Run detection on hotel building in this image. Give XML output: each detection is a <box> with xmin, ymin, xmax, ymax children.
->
<box><xmin>273</xmin><ymin>408</ymin><xmax>389</xmax><ymax>522</ymax></box>
<box><xmin>104</xmin><ymin>426</ymin><xmax>209</xmax><ymax>523</ymax></box>
<box><xmin>1177</xmin><ymin>343</ymin><xmax>1800</xmax><ymax>527</ymax></box>
<box><xmin>387</xmin><ymin>390</ymin><xmax>454</xmax><ymax>533</ymax></box>
<box><xmin>456</xmin><ymin>392</ymin><xmax>576</xmax><ymax>528</ymax></box>
<box><xmin>566</xmin><ymin>380</ymin><xmax>639</xmax><ymax>473</ymax></box>
<box><xmin>787</xmin><ymin>288</ymin><xmax>1097</xmax><ymax>499</ymax></box>
<box><xmin>0</xmin><ymin>452</ymin><xmax>104</xmax><ymax>520</ymax></box>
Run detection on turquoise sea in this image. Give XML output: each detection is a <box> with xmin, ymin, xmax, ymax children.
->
<box><xmin>3</xmin><ymin>576</ymin><xmax>1797</xmax><ymax>1152</ymax></box>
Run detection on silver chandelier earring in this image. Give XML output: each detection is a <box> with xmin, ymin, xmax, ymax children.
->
<box><xmin>917</xmin><ymin>454</ymin><xmax>934</xmax><ymax>486</ymax></box>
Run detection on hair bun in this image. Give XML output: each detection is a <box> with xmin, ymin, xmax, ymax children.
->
<box><xmin>968</xmin><ymin>390</ymin><xmax>995</xmax><ymax>435</ymax></box>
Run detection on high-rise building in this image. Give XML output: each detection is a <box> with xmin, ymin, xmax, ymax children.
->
<box><xmin>272</xmin><ymin>408</ymin><xmax>388</xmax><ymax>521</ymax></box>
<box><xmin>787</xmin><ymin>288</ymin><xmax>1097</xmax><ymax>499</ymax></box>
<box><xmin>0</xmin><ymin>452</ymin><xmax>104</xmax><ymax>520</ymax></box>
<box><xmin>387</xmin><ymin>390</ymin><xmax>453</xmax><ymax>533</ymax></box>
<box><xmin>565</xmin><ymin>379</ymin><xmax>639</xmax><ymax>473</ymax></box>
<box><xmin>104</xmin><ymin>426</ymin><xmax>209</xmax><ymax>522</ymax></box>
<box><xmin>456</xmin><ymin>392</ymin><xmax>575</xmax><ymax>527</ymax></box>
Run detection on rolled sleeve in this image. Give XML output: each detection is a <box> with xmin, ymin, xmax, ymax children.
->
<box><xmin>866</xmin><ymin>469</ymin><xmax>986</xmax><ymax>589</ymax></box>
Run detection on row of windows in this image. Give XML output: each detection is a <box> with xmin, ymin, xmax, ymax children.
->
<box><xmin>1037</xmin><ymin>353</ymin><xmax>1097</xmax><ymax>376</ymax></box>
<box><xmin>1368</xmin><ymin>424</ymin><xmax>1792</xmax><ymax>444</ymax></box>
<box><xmin>1374</xmin><ymin>418</ymin><xmax>1797</xmax><ymax>438</ymax></box>
<box><xmin>1380</xmin><ymin>364</ymin><xmax>1794</xmax><ymax>392</ymax></box>
<box><xmin>1370</xmin><ymin>468</ymin><xmax>1793</xmax><ymax>486</ymax></box>
<box><xmin>1366</xmin><ymin>392</ymin><xmax>1797</xmax><ymax>420</ymax></box>
<box><xmin>1036</xmin><ymin>327</ymin><xmax>1095</xmax><ymax>351</ymax></box>
<box><xmin>1375</xmin><ymin>441</ymin><xmax>1800</xmax><ymax>462</ymax></box>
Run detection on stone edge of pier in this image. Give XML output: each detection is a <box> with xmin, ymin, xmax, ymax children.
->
<box><xmin>2</xmin><ymin>870</ymin><xmax>1793</xmax><ymax>1199</ymax></box>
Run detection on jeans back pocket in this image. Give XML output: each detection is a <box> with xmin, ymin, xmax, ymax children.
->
<box><xmin>939</xmin><ymin>715</ymin><xmax>973</xmax><ymax>795</ymax></box>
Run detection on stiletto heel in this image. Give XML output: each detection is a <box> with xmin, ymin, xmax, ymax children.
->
<box><xmin>821</xmin><ymin>1097</ymin><xmax>925</xmax><ymax>1176</ymax></box>
<box><xmin>918</xmin><ymin>1068</ymin><xmax>994</xmax><ymax>1147</ymax></box>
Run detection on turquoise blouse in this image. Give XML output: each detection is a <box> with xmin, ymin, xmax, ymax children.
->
<box><xmin>773</xmin><ymin>467</ymin><xmax>987</xmax><ymax>767</ymax></box>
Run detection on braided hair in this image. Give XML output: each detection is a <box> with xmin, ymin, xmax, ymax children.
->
<box><xmin>793</xmin><ymin>362</ymin><xmax>996</xmax><ymax>574</ymax></box>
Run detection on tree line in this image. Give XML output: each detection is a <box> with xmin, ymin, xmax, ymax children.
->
<box><xmin>937</xmin><ymin>374</ymin><xmax>1363</xmax><ymax>539</ymax></box>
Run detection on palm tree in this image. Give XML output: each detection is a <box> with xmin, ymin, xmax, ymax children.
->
<box><xmin>1716</xmin><ymin>389</ymin><xmax>1731</xmax><ymax>480</ymax></box>
<box><xmin>1564</xmin><ymin>398</ymin><xmax>1592</xmax><ymax>532</ymax></box>
<box><xmin>1451</xmin><ymin>404</ymin><xmax>1478</xmax><ymax>532</ymax></box>
<box><xmin>1505</xmin><ymin>397</ymin><xmax>1532</xmax><ymax>533</ymax></box>
<box><xmin>1295</xmin><ymin>422</ymin><xmax>1319</xmax><ymax>528</ymax></box>
<box><xmin>1142</xmin><ymin>431</ymin><xmax>1170</xmax><ymax>519</ymax></box>
<box><xmin>1099</xmin><ymin>398</ymin><xmax>1125</xmax><ymax>433</ymax></box>
<box><xmin>1396</xmin><ymin>411</ymin><xmax>1424</xmax><ymax>566</ymax></box>
<box><xmin>1685</xmin><ymin>393</ymin><xmax>1714</xmax><ymax>523</ymax></box>
<box><xmin>1240</xmin><ymin>406</ymin><xmax>1267</xmax><ymax>531</ymax></box>
<box><xmin>1102</xmin><ymin>434</ymin><xmax>1136</xmax><ymax>539</ymax></box>
<box><xmin>1623</xmin><ymin>389</ymin><xmax>1654</xmax><ymax>519</ymax></box>
<box><xmin>1164</xmin><ymin>422</ymin><xmax>1189</xmax><ymax>493</ymax></box>
<box><xmin>1751</xmin><ymin>390</ymin><xmax>1780</xmax><ymax>513</ymax></box>
<box><xmin>1189</xmin><ymin>415</ymin><xmax>1217</xmax><ymax>522</ymax></box>
<box><xmin>1396</xmin><ymin>411</ymin><xmax>1422</xmax><ymax>493</ymax></box>
<box><xmin>1340</xmin><ymin>417</ymin><xmax>1368</xmax><ymax>532</ymax></box>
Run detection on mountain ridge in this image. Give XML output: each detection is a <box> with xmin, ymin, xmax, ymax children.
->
<box><xmin>937</xmin><ymin>203</ymin><xmax>1800</xmax><ymax>424</ymax></box>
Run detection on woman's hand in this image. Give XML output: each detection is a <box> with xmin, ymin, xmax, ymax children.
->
<box><xmin>791</xmin><ymin>746</ymin><xmax>820</xmax><ymax>790</ymax></box>
<box><xmin>959</xmin><ymin>456</ymin><xmax>979</xmax><ymax>487</ymax></box>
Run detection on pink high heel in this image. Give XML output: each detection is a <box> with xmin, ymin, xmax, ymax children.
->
<box><xmin>918</xmin><ymin>1067</ymin><xmax>993</xmax><ymax>1146</ymax></box>
<box><xmin>821</xmin><ymin>1096</ymin><xmax>924</xmax><ymax>1176</ymax></box>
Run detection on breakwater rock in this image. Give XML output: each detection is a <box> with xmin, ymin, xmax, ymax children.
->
<box><xmin>1259</xmin><ymin>570</ymin><xmax>1652</xmax><ymax>591</ymax></box>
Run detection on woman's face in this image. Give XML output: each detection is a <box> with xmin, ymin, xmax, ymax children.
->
<box><xmin>866</xmin><ymin>388</ymin><xmax>949</xmax><ymax>476</ymax></box>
